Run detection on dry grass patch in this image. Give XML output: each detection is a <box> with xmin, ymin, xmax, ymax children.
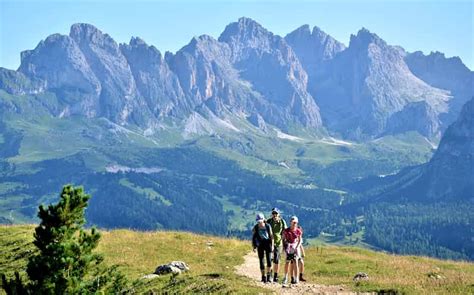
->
<box><xmin>305</xmin><ymin>246</ymin><xmax>474</xmax><ymax>294</ymax></box>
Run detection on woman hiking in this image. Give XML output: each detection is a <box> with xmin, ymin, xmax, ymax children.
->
<box><xmin>266</xmin><ymin>207</ymin><xmax>287</xmax><ymax>282</ymax></box>
<box><xmin>282</xmin><ymin>216</ymin><xmax>302</xmax><ymax>285</ymax></box>
<box><xmin>252</xmin><ymin>213</ymin><xmax>274</xmax><ymax>283</ymax></box>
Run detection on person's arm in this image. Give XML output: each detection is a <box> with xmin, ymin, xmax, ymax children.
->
<box><xmin>300</xmin><ymin>244</ymin><xmax>305</xmax><ymax>257</ymax></box>
<box><xmin>267</xmin><ymin>224</ymin><xmax>274</xmax><ymax>249</ymax></box>
<box><xmin>282</xmin><ymin>230</ymin><xmax>288</xmax><ymax>252</ymax></box>
<box><xmin>281</xmin><ymin>219</ymin><xmax>287</xmax><ymax>235</ymax></box>
<box><xmin>252</xmin><ymin>225</ymin><xmax>257</xmax><ymax>251</ymax></box>
<box><xmin>295</xmin><ymin>229</ymin><xmax>302</xmax><ymax>251</ymax></box>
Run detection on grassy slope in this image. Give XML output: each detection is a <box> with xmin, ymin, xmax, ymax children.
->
<box><xmin>305</xmin><ymin>246</ymin><xmax>474</xmax><ymax>294</ymax></box>
<box><xmin>1</xmin><ymin>225</ymin><xmax>473</xmax><ymax>294</ymax></box>
<box><xmin>196</xmin><ymin>128</ymin><xmax>434</xmax><ymax>187</ymax></box>
<box><xmin>0</xmin><ymin>225</ymin><xmax>266</xmax><ymax>294</ymax></box>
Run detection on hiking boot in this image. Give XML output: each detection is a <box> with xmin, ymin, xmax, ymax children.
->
<box><xmin>299</xmin><ymin>273</ymin><xmax>307</xmax><ymax>282</ymax></box>
<box><xmin>273</xmin><ymin>276</ymin><xmax>279</xmax><ymax>283</ymax></box>
<box><xmin>282</xmin><ymin>277</ymin><xmax>288</xmax><ymax>285</ymax></box>
<box><xmin>291</xmin><ymin>277</ymin><xmax>296</xmax><ymax>284</ymax></box>
<box><xmin>261</xmin><ymin>275</ymin><xmax>267</xmax><ymax>283</ymax></box>
<box><xmin>266</xmin><ymin>274</ymin><xmax>271</xmax><ymax>283</ymax></box>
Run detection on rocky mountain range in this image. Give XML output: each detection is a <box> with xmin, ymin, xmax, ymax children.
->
<box><xmin>1</xmin><ymin>17</ymin><xmax>472</xmax><ymax>140</ymax></box>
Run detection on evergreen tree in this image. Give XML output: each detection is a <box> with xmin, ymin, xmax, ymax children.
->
<box><xmin>2</xmin><ymin>185</ymin><xmax>127</xmax><ymax>294</ymax></box>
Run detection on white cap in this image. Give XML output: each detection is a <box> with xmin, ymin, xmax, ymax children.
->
<box><xmin>256</xmin><ymin>213</ymin><xmax>265</xmax><ymax>222</ymax></box>
<box><xmin>290</xmin><ymin>216</ymin><xmax>299</xmax><ymax>223</ymax></box>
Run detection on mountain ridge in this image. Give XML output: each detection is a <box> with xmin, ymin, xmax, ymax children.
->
<box><xmin>3</xmin><ymin>18</ymin><xmax>472</xmax><ymax>140</ymax></box>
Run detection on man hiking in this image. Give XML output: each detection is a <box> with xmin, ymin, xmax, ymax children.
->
<box><xmin>252</xmin><ymin>213</ymin><xmax>274</xmax><ymax>283</ymax></box>
<box><xmin>282</xmin><ymin>216</ymin><xmax>302</xmax><ymax>285</ymax></box>
<box><xmin>266</xmin><ymin>207</ymin><xmax>287</xmax><ymax>282</ymax></box>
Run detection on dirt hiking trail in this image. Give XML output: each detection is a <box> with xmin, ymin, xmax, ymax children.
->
<box><xmin>235</xmin><ymin>252</ymin><xmax>373</xmax><ymax>294</ymax></box>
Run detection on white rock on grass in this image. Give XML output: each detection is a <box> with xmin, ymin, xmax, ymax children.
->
<box><xmin>154</xmin><ymin>261</ymin><xmax>190</xmax><ymax>275</ymax></box>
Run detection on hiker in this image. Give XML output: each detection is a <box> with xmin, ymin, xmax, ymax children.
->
<box><xmin>297</xmin><ymin>225</ymin><xmax>306</xmax><ymax>282</ymax></box>
<box><xmin>266</xmin><ymin>207</ymin><xmax>287</xmax><ymax>282</ymax></box>
<box><xmin>282</xmin><ymin>215</ymin><xmax>302</xmax><ymax>285</ymax></box>
<box><xmin>252</xmin><ymin>213</ymin><xmax>274</xmax><ymax>283</ymax></box>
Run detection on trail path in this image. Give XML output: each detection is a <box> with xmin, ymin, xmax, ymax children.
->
<box><xmin>235</xmin><ymin>252</ymin><xmax>371</xmax><ymax>294</ymax></box>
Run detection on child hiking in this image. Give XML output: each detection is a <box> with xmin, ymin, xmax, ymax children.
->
<box><xmin>266</xmin><ymin>207</ymin><xmax>287</xmax><ymax>282</ymax></box>
<box><xmin>252</xmin><ymin>213</ymin><xmax>274</xmax><ymax>283</ymax></box>
<box><xmin>282</xmin><ymin>216</ymin><xmax>302</xmax><ymax>285</ymax></box>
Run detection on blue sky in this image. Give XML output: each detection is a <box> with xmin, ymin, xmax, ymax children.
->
<box><xmin>1</xmin><ymin>0</ymin><xmax>473</xmax><ymax>70</ymax></box>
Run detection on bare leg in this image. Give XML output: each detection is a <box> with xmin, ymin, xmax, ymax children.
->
<box><xmin>274</xmin><ymin>262</ymin><xmax>279</xmax><ymax>274</ymax></box>
<box><xmin>298</xmin><ymin>259</ymin><xmax>304</xmax><ymax>273</ymax></box>
<box><xmin>289</xmin><ymin>260</ymin><xmax>294</xmax><ymax>283</ymax></box>
<box><xmin>292</xmin><ymin>260</ymin><xmax>299</xmax><ymax>283</ymax></box>
<box><xmin>299</xmin><ymin>259</ymin><xmax>305</xmax><ymax>281</ymax></box>
<box><xmin>282</xmin><ymin>261</ymin><xmax>290</xmax><ymax>284</ymax></box>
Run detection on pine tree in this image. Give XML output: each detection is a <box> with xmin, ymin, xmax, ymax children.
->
<box><xmin>1</xmin><ymin>185</ymin><xmax>127</xmax><ymax>294</ymax></box>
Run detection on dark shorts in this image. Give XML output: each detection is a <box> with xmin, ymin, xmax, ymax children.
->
<box><xmin>286</xmin><ymin>253</ymin><xmax>297</xmax><ymax>261</ymax></box>
<box><xmin>285</xmin><ymin>248</ymin><xmax>299</xmax><ymax>262</ymax></box>
<box><xmin>273</xmin><ymin>245</ymin><xmax>282</xmax><ymax>264</ymax></box>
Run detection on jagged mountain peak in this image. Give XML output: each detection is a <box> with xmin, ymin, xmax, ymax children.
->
<box><xmin>231</xmin><ymin>16</ymin><xmax>267</xmax><ymax>33</ymax></box>
<box><xmin>405</xmin><ymin>49</ymin><xmax>473</xmax><ymax>126</ymax></box>
<box><xmin>129</xmin><ymin>36</ymin><xmax>147</xmax><ymax>47</ymax></box>
<box><xmin>410</xmin><ymin>50</ymin><xmax>469</xmax><ymax>71</ymax></box>
<box><xmin>174</xmin><ymin>34</ymin><xmax>231</xmax><ymax>64</ymax></box>
<box><xmin>44</xmin><ymin>33</ymin><xmax>70</xmax><ymax>43</ymax></box>
<box><xmin>69</xmin><ymin>22</ymin><xmax>123</xmax><ymax>58</ymax></box>
<box><xmin>17</xmin><ymin>29</ymin><xmax>100</xmax><ymax>95</ymax></box>
<box><xmin>69</xmin><ymin>23</ymin><xmax>108</xmax><ymax>42</ymax></box>
<box><xmin>311</xmin><ymin>25</ymin><xmax>328</xmax><ymax>37</ymax></box>
<box><xmin>284</xmin><ymin>23</ymin><xmax>346</xmax><ymax>79</ymax></box>
<box><xmin>19</xmin><ymin>34</ymin><xmax>73</xmax><ymax>65</ymax></box>
<box><xmin>424</xmin><ymin>51</ymin><xmax>464</xmax><ymax>63</ymax></box>
<box><xmin>285</xmin><ymin>25</ymin><xmax>346</xmax><ymax>56</ymax></box>
<box><xmin>218</xmin><ymin>17</ymin><xmax>273</xmax><ymax>46</ymax></box>
<box><xmin>123</xmin><ymin>37</ymin><xmax>162</xmax><ymax>60</ymax></box>
<box><xmin>185</xmin><ymin>34</ymin><xmax>222</xmax><ymax>50</ymax></box>
<box><xmin>349</xmin><ymin>27</ymin><xmax>385</xmax><ymax>49</ymax></box>
<box><xmin>292</xmin><ymin>24</ymin><xmax>311</xmax><ymax>35</ymax></box>
<box><xmin>285</xmin><ymin>24</ymin><xmax>338</xmax><ymax>43</ymax></box>
<box><xmin>308</xmin><ymin>25</ymin><xmax>453</xmax><ymax>139</ymax></box>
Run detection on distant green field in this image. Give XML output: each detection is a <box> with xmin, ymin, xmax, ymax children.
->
<box><xmin>307</xmin><ymin>228</ymin><xmax>376</xmax><ymax>250</ymax></box>
<box><xmin>119</xmin><ymin>177</ymin><xmax>172</xmax><ymax>206</ymax></box>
